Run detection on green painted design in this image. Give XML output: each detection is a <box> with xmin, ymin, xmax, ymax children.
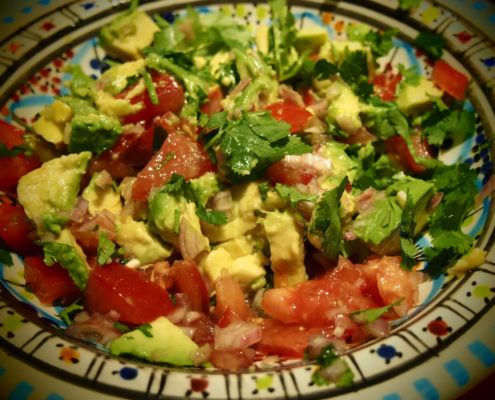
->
<box><xmin>1</xmin><ymin>314</ymin><xmax>24</xmax><ymax>333</ymax></box>
<box><xmin>256</xmin><ymin>374</ymin><xmax>273</xmax><ymax>390</ymax></box>
<box><xmin>236</xmin><ymin>4</ymin><xmax>247</xmax><ymax>17</ymax></box>
<box><xmin>20</xmin><ymin>290</ymin><xmax>35</xmax><ymax>300</ymax></box>
<box><xmin>256</xmin><ymin>5</ymin><xmax>268</xmax><ymax>20</ymax></box>
<box><xmin>221</xmin><ymin>5</ymin><xmax>232</xmax><ymax>16</ymax></box>
<box><xmin>473</xmin><ymin>285</ymin><xmax>491</xmax><ymax>298</ymax></box>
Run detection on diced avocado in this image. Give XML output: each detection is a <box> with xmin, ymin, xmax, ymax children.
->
<box><xmin>180</xmin><ymin>202</ymin><xmax>210</xmax><ymax>257</ymax></box>
<box><xmin>32</xmin><ymin>100</ymin><xmax>73</xmax><ymax>146</ymax></box>
<box><xmin>447</xmin><ymin>247</ymin><xmax>486</xmax><ymax>277</ymax></box>
<box><xmin>82</xmin><ymin>172</ymin><xmax>122</xmax><ymax>216</ymax></box>
<box><xmin>209</xmin><ymin>51</ymin><xmax>233</xmax><ymax>79</ymax></box>
<box><xmin>396</xmin><ymin>76</ymin><xmax>443</xmax><ymax>116</ymax></box>
<box><xmin>93</xmin><ymin>90</ymin><xmax>142</xmax><ymax>119</ymax></box>
<box><xmin>148</xmin><ymin>191</ymin><xmax>187</xmax><ymax>247</ymax></box>
<box><xmin>69</xmin><ymin>112</ymin><xmax>122</xmax><ymax>155</ymax></box>
<box><xmin>17</xmin><ymin>152</ymin><xmax>92</xmax><ymax>232</ymax></box>
<box><xmin>56</xmin><ymin>229</ymin><xmax>91</xmax><ymax>290</ymax></box>
<box><xmin>110</xmin><ymin>316</ymin><xmax>199</xmax><ymax>366</ymax></box>
<box><xmin>294</xmin><ymin>26</ymin><xmax>329</xmax><ymax>53</ymax></box>
<box><xmin>263</xmin><ymin>210</ymin><xmax>307</xmax><ymax>288</ymax></box>
<box><xmin>203</xmin><ymin>182</ymin><xmax>262</xmax><ymax>243</ymax></box>
<box><xmin>100</xmin><ymin>59</ymin><xmax>145</xmax><ymax>95</ymax></box>
<box><xmin>322</xmin><ymin>141</ymin><xmax>358</xmax><ymax>182</ymax></box>
<box><xmin>99</xmin><ymin>9</ymin><xmax>159</xmax><ymax>60</ymax></box>
<box><xmin>190</xmin><ymin>172</ymin><xmax>222</xmax><ymax>206</ymax></box>
<box><xmin>326</xmin><ymin>80</ymin><xmax>362</xmax><ymax>134</ymax></box>
<box><xmin>116</xmin><ymin>216</ymin><xmax>172</xmax><ymax>264</ymax></box>
<box><xmin>320</xmin><ymin>40</ymin><xmax>374</xmax><ymax>73</ymax></box>
<box><xmin>199</xmin><ymin>236</ymin><xmax>268</xmax><ymax>291</ymax></box>
<box><xmin>255</xmin><ymin>25</ymin><xmax>269</xmax><ymax>54</ymax></box>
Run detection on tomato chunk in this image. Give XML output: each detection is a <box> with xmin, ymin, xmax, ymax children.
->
<box><xmin>169</xmin><ymin>260</ymin><xmax>210</xmax><ymax>314</ymax></box>
<box><xmin>84</xmin><ymin>261</ymin><xmax>175</xmax><ymax>325</ymax></box>
<box><xmin>214</xmin><ymin>270</ymin><xmax>254</xmax><ymax>323</ymax></box>
<box><xmin>432</xmin><ymin>60</ymin><xmax>469</xmax><ymax>100</ymax></box>
<box><xmin>132</xmin><ymin>131</ymin><xmax>216</xmax><ymax>201</ymax></box>
<box><xmin>119</xmin><ymin>72</ymin><xmax>185</xmax><ymax>125</ymax></box>
<box><xmin>266</xmin><ymin>159</ymin><xmax>315</xmax><ymax>186</ymax></box>
<box><xmin>370</xmin><ymin>63</ymin><xmax>402</xmax><ymax>102</ymax></box>
<box><xmin>0</xmin><ymin>203</ymin><xmax>39</xmax><ymax>256</ymax></box>
<box><xmin>384</xmin><ymin>134</ymin><xmax>431</xmax><ymax>174</ymax></box>
<box><xmin>24</xmin><ymin>256</ymin><xmax>81</xmax><ymax>306</ymax></box>
<box><xmin>200</xmin><ymin>87</ymin><xmax>224</xmax><ymax>115</ymax></box>
<box><xmin>265</xmin><ymin>102</ymin><xmax>312</xmax><ymax>133</ymax></box>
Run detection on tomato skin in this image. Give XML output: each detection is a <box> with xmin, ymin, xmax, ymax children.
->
<box><xmin>214</xmin><ymin>270</ymin><xmax>254</xmax><ymax>323</ymax></box>
<box><xmin>266</xmin><ymin>160</ymin><xmax>315</xmax><ymax>186</ymax></box>
<box><xmin>369</xmin><ymin>63</ymin><xmax>402</xmax><ymax>102</ymax></box>
<box><xmin>119</xmin><ymin>72</ymin><xmax>185</xmax><ymax>125</ymax></box>
<box><xmin>200</xmin><ymin>87</ymin><xmax>223</xmax><ymax>115</ymax></box>
<box><xmin>84</xmin><ymin>261</ymin><xmax>175</xmax><ymax>326</ymax></box>
<box><xmin>432</xmin><ymin>60</ymin><xmax>469</xmax><ymax>100</ymax></box>
<box><xmin>0</xmin><ymin>203</ymin><xmax>39</xmax><ymax>256</ymax></box>
<box><xmin>132</xmin><ymin>131</ymin><xmax>216</xmax><ymax>201</ymax></box>
<box><xmin>24</xmin><ymin>256</ymin><xmax>81</xmax><ymax>306</ymax></box>
<box><xmin>0</xmin><ymin>120</ymin><xmax>41</xmax><ymax>189</ymax></box>
<box><xmin>384</xmin><ymin>134</ymin><xmax>430</xmax><ymax>175</ymax></box>
<box><xmin>169</xmin><ymin>260</ymin><xmax>210</xmax><ymax>314</ymax></box>
<box><xmin>265</xmin><ymin>102</ymin><xmax>312</xmax><ymax>133</ymax></box>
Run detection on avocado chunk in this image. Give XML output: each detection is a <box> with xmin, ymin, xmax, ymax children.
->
<box><xmin>396</xmin><ymin>76</ymin><xmax>443</xmax><ymax>116</ymax></box>
<box><xmin>263</xmin><ymin>210</ymin><xmax>307</xmax><ymax>288</ymax></box>
<box><xmin>99</xmin><ymin>8</ymin><xmax>159</xmax><ymax>60</ymax></box>
<box><xmin>100</xmin><ymin>59</ymin><xmax>146</xmax><ymax>95</ymax></box>
<box><xmin>322</xmin><ymin>140</ymin><xmax>358</xmax><ymax>182</ymax></box>
<box><xmin>82</xmin><ymin>171</ymin><xmax>122</xmax><ymax>216</ymax></box>
<box><xmin>110</xmin><ymin>316</ymin><xmax>199</xmax><ymax>366</ymax></box>
<box><xmin>17</xmin><ymin>152</ymin><xmax>92</xmax><ymax>232</ymax></box>
<box><xmin>294</xmin><ymin>26</ymin><xmax>329</xmax><ymax>53</ymax></box>
<box><xmin>32</xmin><ymin>100</ymin><xmax>73</xmax><ymax>146</ymax></box>
<box><xmin>326</xmin><ymin>80</ymin><xmax>362</xmax><ymax>134</ymax></box>
<box><xmin>116</xmin><ymin>216</ymin><xmax>172</xmax><ymax>264</ymax></box>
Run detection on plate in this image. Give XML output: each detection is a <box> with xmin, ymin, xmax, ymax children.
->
<box><xmin>1</xmin><ymin>1</ymin><xmax>495</xmax><ymax>399</ymax></box>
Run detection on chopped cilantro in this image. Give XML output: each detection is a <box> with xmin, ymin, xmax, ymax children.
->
<box><xmin>58</xmin><ymin>299</ymin><xmax>84</xmax><ymax>325</ymax></box>
<box><xmin>136</xmin><ymin>323</ymin><xmax>153</xmax><ymax>337</ymax></box>
<box><xmin>258</xmin><ymin>182</ymin><xmax>271</xmax><ymax>202</ymax></box>
<box><xmin>139</xmin><ymin>68</ymin><xmax>159</xmax><ymax>105</ymax></box>
<box><xmin>274</xmin><ymin>183</ymin><xmax>318</xmax><ymax>209</ymax></box>
<box><xmin>97</xmin><ymin>232</ymin><xmax>124</xmax><ymax>266</ymax></box>
<box><xmin>0</xmin><ymin>249</ymin><xmax>13</xmax><ymax>266</ymax></box>
<box><xmin>114</xmin><ymin>321</ymin><xmax>132</xmax><ymax>333</ymax></box>
<box><xmin>0</xmin><ymin>142</ymin><xmax>26</xmax><ymax>157</ymax></box>
<box><xmin>196</xmin><ymin>204</ymin><xmax>227</xmax><ymax>225</ymax></box>
<box><xmin>173</xmin><ymin>208</ymin><xmax>181</xmax><ymax>235</ymax></box>
<box><xmin>156</xmin><ymin>151</ymin><xmax>175</xmax><ymax>170</ymax></box>
<box><xmin>398</xmin><ymin>63</ymin><xmax>421</xmax><ymax>87</ymax></box>
<box><xmin>413</xmin><ymin>32</ymin><xmax>445</xmax><ymax>59</ymax></box>
<box><xmin>311</xmin><ymin>345</ymin><xmax>354</xmax><ymax>387</ymax></box>
<box><xmin>350</xmin><ymin>298</ymin><xmax>404</xmax><ymax>323</ymax></box>
<box><xmin>399</xmin><ymin>192</ymin><xmax>420</xmax><ymax>270</ymax></box>
<box><xmin>363</xmin><ymin>28</ymin><xmax>398</xmax><ymax>60</ymax></box>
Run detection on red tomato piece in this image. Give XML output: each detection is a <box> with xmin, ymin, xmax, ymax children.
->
<box><xmin>369</xmin><ymin>63</ymin><xmax>402</xmax><ymax>102</ymax></box>
<box><xmin>169</xmin><ymin>260</ymin><xmax>210</xmax><ymax>314</ymax></box>
<box><xmin>214</xmin><ymin>270</ymin><xmax>254</xmax><ymax>323</ymax></box>
<box><xmin>200</xmin><ymin>87</ymin><xmax>224</xmax><ymax>115</ymax></box>
<box><xmin>265</xmin><ymin>159</ymin><xmax>315</xmax><ymax>186</ymax></box>
<box><xmin>384</xmin><ymin>134</ymin><xmax>431</xmax><ymax>175</ymax></box>
<box><xmin>132</xmin><ymin>131</ymin><xmax>216</xmax><ymax>201</ymax></box>
<box><xmin>256</xmin><ymin>319</ymin><xmax>323</xmax><ymax>357</ymax></box>
<box><xmin>119</xmin><ymin>72</ymin><xmax>185</xmax><ymax>125</ymax></box>
<box><xmin>0</xmin><ymin>120</ymin><xmax>41</xmax><ymax>189</ymax></box>
<box><xmin>84</xmin><ymin>261</ymin><xmax>175</xmax><ymax>326</ymax></box>
<box><xmin>265</xmin><ymin>102</ymin><xmax>312</xmax><ymax>133</ymax></box>
<box><xmin>432</xmin><ymin>60</ymin><xmax>469</xmax><ymax>100</ymax></box>
<box><xmin>0</xmin><ymin>203</ymin><xmax>39</xmax><ymax>256</ymax></box>
<box><xmin>24</xmin><ymin>256</ymin><xmax>81</xmax><ymax>306</ymax></box>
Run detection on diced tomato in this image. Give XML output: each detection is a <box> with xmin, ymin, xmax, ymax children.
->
<box><xmin>384</xmin><ymin>134</ymin><xmax>432</xmax><ymax>174</ymax></box>
<box><xmin>256</xmin><ymin>319</ymin><xmax>323</xmax><ymax>357</ymax></box>
<box><xmin>266</xmin><ymin>159</ymin><xmax>315</xmax><ymax>186</ymax></box>
<box><xmin>302</xmin><ymin>88</ymin><xmax>316</xmax><ymax>107</ymax></box>
<box><xmin>200</xmin><ymin>87</ymin><xmax>223</xmax><ymax>115</ymax></box>
<box><xmin>209</xmin><ymin>348</ymin><xmax>255</xmax><ymax>371</ymax></box>
<box><xmin>0</xmin><ymin>120</ymin><xmax>41</xmax><ymax>189</ymax></box>
<box><xmin>132</xmin><ymin>131</ymin><xmax>216</xmax><ymax>201</ymax></box>
<box><xmin>261</xmin><ymin>257</ymin><xmax>379</xmax><ymax>327</ymax></box>
<box><xmin>84</xmin><ymin>261</ymin><xmax>175</xmax><ymax>326</ymax></box>
<box><xmin>0</xmin><ymin>203</ymin><xmax>39</xmax><ymax>256</ymax></box>
<box><xmin>24</xmin><ymin>256</ymin><xmax>81</xmax><ymax>306</ymax></box>
<box><xmin>432</xmin><ymin>60</ymin><xmax>469</xmax><ymax>100</ymax></box>
<box><xmin>214</xmin><ymin>270</ymin><xmax>254</xmax><ymax>323</ymax></box>
<box><xmin>265</xmin><ymin>102</ymin><xmax>312</xmax><ymax>133</ymax></box>
<box><xmin>369</xmin><ymin>63</ymin><xmax>402</xmax><ymax>102</ymax></box>
<box><xmin>184</xmin><ymin>313</ymin><xmax>216</xmax><ymax>346</ymax></box>
<box><xmin>118</xmin><ymin>72</ymin><xmax>185</xmax><ymax>125</ymax></box>
<box><xmin>169</xmin><ymin>260</ymin><xmax>210</xmax><ymax>314</ymax></box>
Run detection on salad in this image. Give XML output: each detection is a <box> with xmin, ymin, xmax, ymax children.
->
<box><xmin>0</xmin><ymin>0</ymin><xmax>492</xmax><ymax>384</ymax></box>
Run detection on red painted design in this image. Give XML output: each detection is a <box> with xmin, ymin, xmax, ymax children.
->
<box><xmin>8</xmin><ymin>42</ymin><xmax>21</xmax><ymax>54</ymax></box>
<box><xmin>66</xmin><ymin>49</ymin><xmax>74</xmax><ymax>58</ymax></box>
<box><xmin>20</xmin><ymin>85</ymin><xmax>30</xmax><ymax>94</ymax></box>
<box><xmin>53</xmin><ymin>58</ymin><xmax>64</xmax><ymax>69</ymax></box>
<box><xmin>52</xmin><ymin>77</ymin><xmax>61</xmax><ymax>84</ymax></box>
<box><xmin>11</xmin><ymin>94</ymin><xmax>20</xmax><ymax>103</ymax></box>
<box><xmin>456</xmin><ymin>31</ymin><xmax>473</xmax><ymax>44</ymax></box>
<box><xmin>41</xmin><ymin>22</ymin><xmax>55</xmax><ymax>31</ymax></box>
<box><xmin>40</xmin><ymin>85</ymin><xmax>48</xmax><ymax>93</ymax></box>
<box><xmin>190</xmin><ymin>377</ymin><xmax>208</xmax><ymax>392</ymax></box>
<box><xmin>53</xmin><ymin>88</ymin><xmax>61</xmax><ymax>96</ymax></box>
<box><xmin>40</xmin><ymin>68</ymin><xmax>50</xmax><ymax>78</ymax></box>
<box><xmin>427</xmin><ymin>318</ymin><xmax>450</xmax><ymax>336</ymax></box>
<box><xmin>29</xmin><ymin>76</ymin><xmax>39</xmax><ymax>85</ymax></box>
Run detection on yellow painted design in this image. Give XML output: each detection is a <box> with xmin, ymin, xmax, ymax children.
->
<box><xmin>473</xmin><ymin>285</ymin><xmax>491</xmax><ymax>298</ymax></box>
<box><xmin>221</xmin><ymin>5</ymin><xmax>232</xmax><ymax>16</ymax></box>
<box><xmin>1</xmin><ymin>314</ymin><xmax>23</xmax><ymax>333</ymax></box>
<box><xmin>256</xmin><ymin>5</ymin><xmax>268</xmax><ymax>20</ymax></box>
<box><xmin>59</xmin><ymin>347</ymin><xmax>80</xmax><ymax>364</ymax></box>
<box><xmin>236</xmin><ymin>4</ymin><xmax>247</xmax><ymax>18</ymax></box>
<box><xmin>421</xmin><ymin>7</ymin><xmax>441</xmax><ymax>24</ymax></box>
<box><xmin>20</xmin><ymin>290</ymin><xmax>35</xmax><ymax>301</ymax></box>
<box><xmin>256</xmin><ymin>375</ymin><xmax>273</xmax><ymax>390</ymax></box>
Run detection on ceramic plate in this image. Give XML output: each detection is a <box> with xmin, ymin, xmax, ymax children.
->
<box><xmin>1</xmin><ymin>1</ymin><xmax>494</xmax><ymax>399</ymax></box>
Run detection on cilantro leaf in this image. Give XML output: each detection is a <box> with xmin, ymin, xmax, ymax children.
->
<box><xmin>274</xmin><ymin>183</ymin><xmax>318</xmax><ymax>209</ymax></box>
<box><xmin>310</xmin><ymin>177</ymin><xmax>348</xmax><ymax>261</ymax></box>
<box><xmin>136</xmin><ymin>323</ymin><xmax>153</xmax><ymax>337</ymax></box>
<box><xmin>311</xmin><ymin>345</ymin><xmax>354</xmax><ymax>387</ymax></box>
<box><xmin>196</xmin><ymin>204</ymin><xmax>227</xmax><ymax>225</ymax></box>
<box><xmin>0</xmin><ymin>142</ymin><xmax>26</xmax><ymax>157</ymax></box>
<box><xmin>114</xmin><ymin>321</ymin><xmax>131</xmax><ymax>333</ymax></box>
<box><xmin>0</xmin><ymin>249</ymin><xmax>13</xmax><ymax>266</ymax></box>
<box><xmin>398</xmin><ymin>63</ymin><xmax>421</xmax><ymax>87</ymax></box>
<box><xmin>97</xmin><ymin>232</ymin><xmax>124</xmax><ymax>266</ymax></box>
<box><xmin>363</xmin><ymin>28</ymin><xmax>398</xmax><ymax>59</ymax></box>
<box><xmin>421</xmin><ymin>105</ymin><xmax>475</xmax><ymax>146</ymax></box>
<box><xmin>339</xmin><ymin>50</ymin><xmax>374</xmax><ymax>99</ymax></box>
<box><xmin>58</xmin><ymin>299</ymin><xmax>84</xmax><ymax>325</ymax></box>
<box><xmin>361</xmin><ymin>96</ymin><xmax>411</xmax><ymax>140</ymax></box>
<box><xmin>399</xmin><ymin>193</ymin><xmax>420</xmax><ymax>271</ymax></box>
<box><xmin>413</xmin><ymin>32</ymin><xmax>445</xmax><ymax>59</ymax></box>
<box><xmin>350</xmin><ymin>298</ymin><xmax>404</xmax><ymax>323</ymax></box>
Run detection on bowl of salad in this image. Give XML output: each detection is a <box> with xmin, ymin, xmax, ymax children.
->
<box><xmin>0</xmin><ymin>0</ymin><xmax>494</xmax><ymax>398</ymax></box>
